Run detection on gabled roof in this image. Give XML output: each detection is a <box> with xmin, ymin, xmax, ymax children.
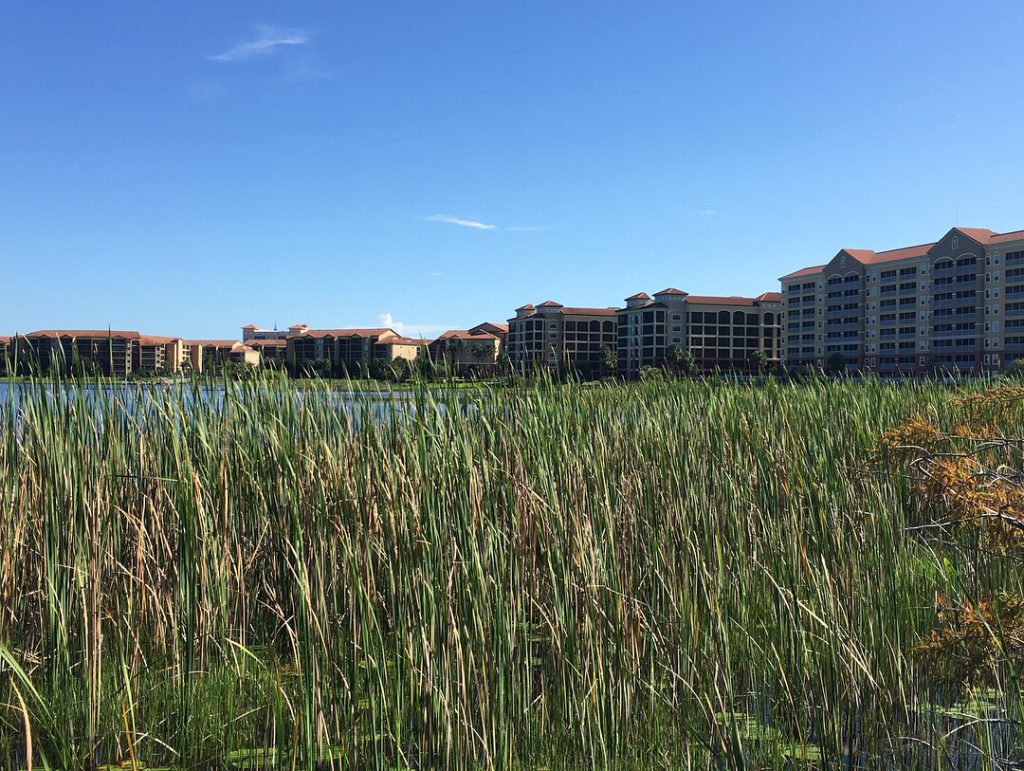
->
<box><xmin>27</xmin><ymin>329</ymin><xmax>142</xmax><ymax>339</ymax></box>
<box><xmin>438</xmin><ymin>329</ymin><xmax>499</xmax><ymax>341</ymax></box>
<box><xmin>515</xmin><ymin>304</ymin><xmax>535</xmax><ymax>311</ymax></box>
<box><xmin>946</xmin><ymin>227</ymin><xmax>1024</xmax><ymax>246</ymax></box>
<box><xmin>241</xmin><ymin>323</ymin><xmax>259</xmax><ymax>330</ymax></box>
<box><xmin>655</xmin><ymin>288</ymin><xmax>687</xmax><ymax>296</ymax></box>
<box><xmin>469</xmin><ymin>321</ymin><xmax>508</xmax><ymax>335</ymax></box>
<box><xmin>536</xmin><ymin>300</ymin><xmax>564</xmax><ymax>308</ymax></box>
<box><xmin>139</xmin><ymin>335</ymin><xmax>183</xmax><ymax>345</ymax></box>
<box><xmin>625</xmin><ymin>292</ymin><xmax>651</xmax><ymax>301</ymax></box>
<box><xmin>756</xmin><ymin>291</ymin><xmax>783</xmax><ymax>303</ymax></box>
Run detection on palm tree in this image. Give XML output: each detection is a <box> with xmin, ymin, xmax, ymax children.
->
<box><xmin>664</xmin><ymin>344</ymin><xmax>695</xmax><ymax>376</ymax></box>
<box><xmin>747</xmin><ymin>349</ymin><xmax>768</xmax><ymax>374</ymax></box>
<box><xmin>600</xmin><ymin>345</ymin><xmax>618</xmax><ymax>379</ymax></box>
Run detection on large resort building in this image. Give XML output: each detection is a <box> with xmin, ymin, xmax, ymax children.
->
<box><xmin>428</xmin><ymin>323</ymin><xmax>507</xmax><ymax>377</ymax></box>
<box><xmin>285</xmin><ymin>327</ymin><xmax>425</xmax><ymax>376</ymax></box>
<box><xmin>616</xmin><ymin>289</ymin><xmax>782</xmax><ymax>378</ymax></box>
<box><xmin>780</xmin><ymin>226</ymin><xmax>1024</xmax><ymax>374</ymax></box>
<box><xmin>507</xmin><ymin>301</ymin><xmax>619</xmax><ymax>374</ymax></box>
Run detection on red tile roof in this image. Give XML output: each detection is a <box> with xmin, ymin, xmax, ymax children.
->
<box><xmin>684</xmin><ymin>295</ymin><xmax>769</xmax><ymax>307</ymax></box>
<box><xmin>852</xmin><ymin>242</ymin><xmax>934</xmax><ymax>265</ymax></box>
<box><xmin>515</xmin><ymin>304</ymin><xmax>535</xmax><ymax>311</ymax></box>
<box><xmin>184</xmin><ymin>339</ymin><xmax>242</xmax><ymax>348</ymax></box>
<box><xmin>951</xmin><ymin>227</ymin><xmax>1024</xmax><ymax>246</ymax></box>
<box><xmin>438</xmin><ymin>329</ymin><xmax>499</xmax><ymax>341</ymax></box>
<box><xmin>295</xmin><ymin>328</ymin><xmax>396</xmax><ymax>339</ymax></box>
<box><xmin>536</xmin><ymin>300</ymin><xmax>564</xmax><ymax>308</ymax></box>
<box><xmin>779</xmin><ymin>265</ymin><xmax>825</xmax><ymax>280</ymax></box>
<box><xmin>756</xmin><ymin>291</ymin><xmax>783</xmax><ymax>303</ymax></box>
<box><xmin>655</xmin><ymin>288</ymin><xmax>687</xmax><ymax>296</ymax></box>
<box><xmin>473</xmin><ymin>321</ymin><xmax>508</xmax><ymax>332</ymax></box>
<box><xmin>241</xmin><ymin>323</ymin><xmax>259</xmax><ymax>330</ymax></box>
<box><xmin>27</xmin><ymin>329</ymin><xmax>142</xmax><ymax>339</ymax></box>
<box><xmin>139</xmin><ymin>335</ymin><xmax>182</xmax><ymax>346</ymax></box>
<box><xmin>625</xmin><ymin>292</ymin><xmax>651</xmax><ymax>301</ymax></box>
<box><xmin>384</xmin><ymin>337</ymin><xmax>428</xmax><ymax>346</ymax></box>
<box><xmin>560</xmin><ymin>307</ymin><xmax>618</xmax><ymax>316</ymax></box>
<box><xmin>246</xmin><ymin>338</ymin><xmax>286</xmax><ymax>348</ymax></box>
<box><xmin>987</xmin><ymin>229</ymin><xmax>1024</xmax><ymax>245</ymax></box>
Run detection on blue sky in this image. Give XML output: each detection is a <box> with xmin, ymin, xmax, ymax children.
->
<box><xmin>2</xmin><ymin>1</ymin><xmax>1023</xmax><ymax>338</ymax></box>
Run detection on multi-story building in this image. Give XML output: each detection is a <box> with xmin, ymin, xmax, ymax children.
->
<box><xmin>19</xmin><ymin>330</ymin><xmax>142</xmax><ymax>376</ymax></box>
<box><xmin>285</xmin><ymin>328</ymin><xmax>422</xmax><ymax>376</ymax></box>
<box><xmin>183</xmin><ymin>340</ymin><xmax>260</xmax><ymax>373</ymax></box>
<box><xmin>429</xmin><ymin>328</ymin><xmax>503</xmax><ymax>376</ymax></box>
<box><xmin>780</xmin><ymin>226</ymin><xmax>1024</xmax><ymax>374</ymax></box>
<box><xmin>507</xmin><ymin>301</ymin><xmax>619</xmax><ymax>373</ymax></box>
<box><xmin>245</xmin><ymin>338</ymin><xmax>287</xmax><ymax>367</ymax></box>
<box><xmin>616</xmin><ymin>289</ymin><xmax>782</xmax><ymax>378</ymax></box>
<box><xmin>468</xmin><ymin>321</ymin><xmax>509</xmax><ymax>344</ymax></box>
<box><xmin>137</xmin><ymin>335</ymin><xmax>186</xmax><ymax>373</ymax></box>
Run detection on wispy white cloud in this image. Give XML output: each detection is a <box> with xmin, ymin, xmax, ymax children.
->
<box><xmin>208</xmin><ymin>25</ymin><xmax>308</xmax><ymax>63</ymax></box>
<box><xmin>508</xmin><ymin>225</ymin><xmax>544</xmax><ymax>232</ymax></box>
<box><xmin>420</xmin><ymin>214</ymin><xmax>496</xmax><ymax>230</ymax></box>
<box><xmin>376</xmin><ymin>313</ymin><xmax>450</xmax><ymax>338</ymax></box>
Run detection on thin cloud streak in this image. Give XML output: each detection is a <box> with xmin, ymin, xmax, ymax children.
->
<box><xmin>208</xmin><ymin>25</ymin><xmax>308</xmax><ymax>62</ymax></box>
<box><xmin>420</xmin><ymin>214</ymin><xmax>496</xmax><ymax>230</ymax></box>
<box><xmin>508</xmin><ymin>226</ymin><xmax>544</xmax><ymax>232</ymax></box>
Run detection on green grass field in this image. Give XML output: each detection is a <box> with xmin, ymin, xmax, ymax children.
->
<box><xmin>0</xmin><ymin>377</ymin><xmax>1021</xmax><ymax>769</ymax></box>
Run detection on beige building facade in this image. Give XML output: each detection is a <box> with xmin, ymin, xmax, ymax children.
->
<box><xmin>507</xmin><ymin>301</ymin><xmax>619</xmax><ymax>374</ymax></box>
<box><xmin>780</xmin><ymin>226</ymin><xmax>1024</xmax><ymax>374</ymax></box>
<box><xmin>617</xmin><ymin>289</ymin><xmax>782</xmax><ymax>378</ymax></box>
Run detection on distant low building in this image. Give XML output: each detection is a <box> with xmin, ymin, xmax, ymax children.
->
<box><xmin>429</xmin><ymin>328</ymin><xmax>503</xmax><ymax>376</ymax></box>
<box><xmin>183</xmin><ymin>340</ymin><xmax>260</xmax><ymax>373</ymax></box>
<box><xmin>19</xmin><ymin>330</ymin><xmax>143</xmax><ymax>376</ymax></box>
<box><xmin>286</xmin><ymin>327</ymin><xmax>421</xmax><ymax>376</ymax></box>
<box><xmin>138</xmin><ymin>335</ymin><xmax>186</xmax><ymax>373</ymax></box>
<box><xmin>245</xmin><ymin>338</ymin><xmax>287</xmax><ymax>366</ymax></box>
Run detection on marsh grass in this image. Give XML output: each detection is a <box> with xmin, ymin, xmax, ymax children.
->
<box><xmin>0</xmin><ymin>375</ymin><xmax>1022</xmax><ymax>769</ymax></box>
